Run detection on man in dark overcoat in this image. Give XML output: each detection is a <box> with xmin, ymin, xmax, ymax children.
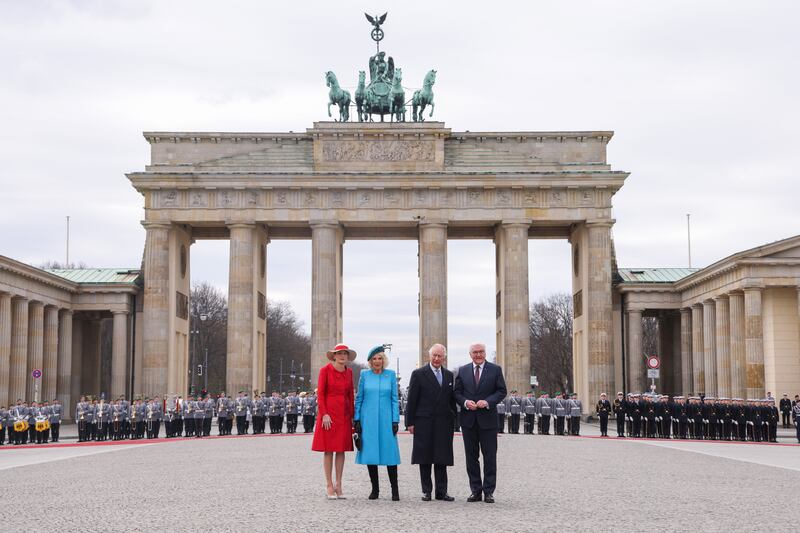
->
<box><xmin>405</xmin><ymin>343</ymin><xmax>457</xmax><ymax>502</ymax></box>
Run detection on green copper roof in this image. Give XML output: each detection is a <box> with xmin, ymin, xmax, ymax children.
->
<box><xmin>617</xmin><ymin>268</ymin><xmax>700</xmax><ymax>284</ymax></box>
<box><xmin>44</xmin><ymin>268</ymin><xmax>141</xmax><ymax>285</ymax></box>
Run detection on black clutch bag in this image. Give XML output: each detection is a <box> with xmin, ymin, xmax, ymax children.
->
<box><xmin>353</xmin><ymin>431</ymin><xmax>362</xmax><ymax>451</ymax></box>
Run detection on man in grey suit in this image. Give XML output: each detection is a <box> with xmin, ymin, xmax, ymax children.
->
<box><xmin>234</xmin><ymin>391</ymin><xmax>249</xmax><ymax>435</ymax></box>
<box><xmin>285</xmin><ymin>391</ymin><xmax>301</xmax><ymax>433</ymax></box>
<box><xmin>406</xmin><ymin>343</ymin><xmax>456</xmax><ymax>502</ymax></box>
<box><xmin>567</xmin><ymin>393</ymin><xmax>582</xmax><ymax>436</ymax></box>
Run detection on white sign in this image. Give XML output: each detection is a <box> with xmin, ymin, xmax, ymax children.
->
<box><xmin>647</xmin><ymin>368</ymin><xmax>660</xmax><ymax>379</ymax></box>
<box><xmin>530</xmin><ymin>375</ymin><xmax>538</xmax><ymax>386</ymax></box>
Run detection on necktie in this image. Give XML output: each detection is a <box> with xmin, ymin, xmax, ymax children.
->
<box><xmin>474</xmin><ymin>364</ymin><xmax>481</xmax><ymax>386</ymax></box>
<box><xmin>435</xmin><ymin>368</ymin><xmax>442</xmax><ymax>386</ymax></box>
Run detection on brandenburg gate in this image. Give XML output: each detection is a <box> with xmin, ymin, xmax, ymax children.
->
<box><xmin>127</xmin><ymin>121</ymin><xmax>629</xmax><ymax>402</ymax></box>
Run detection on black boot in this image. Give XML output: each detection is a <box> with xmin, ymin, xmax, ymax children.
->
<box><xmin>388</xmin><ymin>465</ymin><xmax>399</xmax><ymax>501</ymax></box>
<box><xmin>367</xmin><ymin>465</ymin><xmax>379</xmax><ymax>500</ymax></box>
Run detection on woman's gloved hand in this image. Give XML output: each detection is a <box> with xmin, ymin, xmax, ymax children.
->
<box><xmin>392</xmin><ymin>422</ymin><xmax>399</xmax><ymax>435</ymax></box>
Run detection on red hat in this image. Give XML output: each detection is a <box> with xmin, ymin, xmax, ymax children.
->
<box><xmin>326</xmin><ymin>343</ymin><xmax>357</xmax><ymax>361</ymax></box>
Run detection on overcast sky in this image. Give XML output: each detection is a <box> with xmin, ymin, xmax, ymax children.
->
<box><xmin>2</xmin><ymin>1</ymin><xmax>798</xmax><ymax>379</ymax></box>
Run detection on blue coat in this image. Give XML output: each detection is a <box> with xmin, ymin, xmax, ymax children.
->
<box><xmin>354</xmin><ymin>369</ymin><xmax>401</xmax><ymax>466</ymax></box>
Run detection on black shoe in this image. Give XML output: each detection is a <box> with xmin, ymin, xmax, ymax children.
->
<box><xmin>368</xmin><ymin>491</ymin><xmax>379</xmax><ymax>500</ymax></box>
<box><xmin>467</xmin><ymin>492</ymin><xmax>482</xmax><ymax>502</ymax></box>
<box><xmin>391</xmin><ymin>492</ymin><xmax>399</xmax><ymax>501</ymax></box>
<box><xmin>484</xmin><ymin>493</ymin><xmax>495</xmax><ymax>503</ymax></box>
<box><xmin>421</xmin><ymin>493</ymin><xmax>431</xmax><ymax>501</ymax></box>
<box><xmin>435</xmin><ymin>494</ymin><xmax>455</xmax><ymax>502</ymax></box>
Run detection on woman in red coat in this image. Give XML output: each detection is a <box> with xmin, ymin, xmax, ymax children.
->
<box><xmin>311</xmin><ymin>343</ymin><xmax>356</xmax><ymax>499</ymax></box>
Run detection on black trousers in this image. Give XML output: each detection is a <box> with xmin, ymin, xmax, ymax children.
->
<box><xmin>287</xmin><ymin>414</ymin><xmax>298</xmax><ymax>433</ymax></box>
<box><xmin>554</xmin><ymin>416</ymin><xmax>565</xmax><ymax>435</ymax></box>
<box><xmin>236</xmin><ymin>415</ymin><xmax>247</xmax><ymax>435</ymax></box>
<box><xmin>204</xmin><ymin>417</ymin><xmax>212</xmax><ymax>436</ymax></box>
<box><xmin>661</xmin><ymin>417</ymin><xmax>671</xmax><ymax>438</ymax></box>
<box><xmin>569</xmin><ymin>416</ymin><xmax>580</xmax><ymax>435</ymax></box>
<box><xmin>524</xmin><ymin>414</ymin><xmax>534</xmax><ymax>434</ymax></box>
<box><xmin>303</xmin><ymin>414</ymin><xmax>314</xmax><ymax>432</ymax></box>
<box><xmin>0</xmin><ymin>426</ymin><xmax>5</xmax><ymax>444</ymax></box>
<box><xmin>194</xmin><ymin>418</ymin><xmax>204</xmax><ymax>437</ymax></box>
<box><xmin>509</xmin><ymin>414</ymin><xmax>520</xmax><ymax>434</ymax></box>
<box><xmin>460</xmin><ymin>424</ymin><xmax>498</xmax><ymax>496</ymax></box>
<box><xmin>599</xmin><ymin>413</ymin><xmax>608</xmax><ymax>435</ymax></box>
<box><xmin>615</xmin><ymin>415</ymin><xmax>625</xmax><ymax>436</ymax></box>
<box><xmin>782</xmin><ymin>412</ymin><xmax>790</xmax><ymax>427</ymax></box>
<box><xmin>540</xmin><ymin>415</ymin><xmax>550</xmax><ymax>434</ymax></box>
<box><xmin>419</xmin><ymin>464</ymin><xmax>448</xmax><ymax>497</ymax></box>
<box><xmin>497</xmin><ymin>415</ymin><xmax>505</xmax><ymax>433</ymax></box>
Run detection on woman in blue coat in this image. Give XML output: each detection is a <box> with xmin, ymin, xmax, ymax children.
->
<box><xmin>354</xmin><ymin>345</ymin><xmax>401</xmax><ymax>500</ymax></box>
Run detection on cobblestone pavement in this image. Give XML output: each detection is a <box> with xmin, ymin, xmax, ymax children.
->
<box><xmin>1</xmin><ymin>429</ymin><xmax>798</xmax><ymax>532</ymax></box>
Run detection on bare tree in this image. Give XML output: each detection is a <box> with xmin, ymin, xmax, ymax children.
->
<box><xmin>190</xmin><ymin>282</ymin><xmax>228</xmax><ymax>395</ymax></box>
<box><xmin>642</xmin><ymin>316</ymin><xmax>658</xmax><ymax>357</ymax></box>
<box><xmin>38</xmin><ymin>260</ymin><xmax>89</xmax><ymax>269</ymax></box>
<box><xmin>266</xmin><ymin>300</ymin><xmax>311</xmax><ymax>394</ymax></box>
<box><xmin>529</xmin><ymin>293</ymin><xmax>573</xmax><ymax>395</ymax></box>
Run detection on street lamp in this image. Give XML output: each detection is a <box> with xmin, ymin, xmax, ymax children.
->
<box><xmin>290</xmin><ymin>360</ymin><xmax>297</xmax><ymax>392</ymax></box>
<box><xmin>200</xmin><ymin>313</ymin><xmax>208</xmax><ymax>391</ymax></box>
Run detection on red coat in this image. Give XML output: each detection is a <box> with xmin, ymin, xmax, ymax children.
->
<box><xmin>311</xmin><ymin>363</ymin><xmax>354</xmax><ymax>452</ymax></box>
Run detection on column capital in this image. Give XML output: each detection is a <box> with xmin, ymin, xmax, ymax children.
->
<box><xmin>418</xmin><ymin>220</ymin><xmax>448</xmax><ymax>228</ymax></box>
<box><xmin>712</xmin><ymin>294</ymin><xmax>729</xmax><ymax>302</ymax></box>
<box><xmin>309</xmin><ymin>220</ymin><xmax>341</xmax><ymax>229</ymax></box>
<box><xmin>140</xmin><ymin>221</ymin><xmax>172</xmax><ymax>231</ymax></box>
<box><xmin>226</xmin><ymin>221</ymin><xmax>256</xmax><ymax>229</ymax></box>
<box><xmin>59</xmin><ymin>308</ymin><xmax>74</xmax><ymax>317</ymax></box>
<box><xmin>742</xmin><ymin>284</ymin><xmax>764</xmax><ymax>293</ymax></box>
<box><xmin>585</xmin><ymin>219</ymin><xmax>616</xmax><ymax>228</ymax></box>
<box><xmin>112</xmin><ymin>310</ymin><xmax>129</xmax><ymax>316</ymax></box>
<box><xmin>499</xmin><ymin>219</ymin><xmax>531</xmax><ymax>228</ymax></box>
<box><xmin>680</xmin><ymin>307</ymin><xmax>692</xmax><ymax>315</ymax></box>
<box><xmin>626</xmin><ymin>307</ymin><xmax>644</xmax><ymax>315</ymax></box>
<box><xmin>28</xmin><ymin>300</ymin><xmax>44</xmax><ymax>309</ymax></box>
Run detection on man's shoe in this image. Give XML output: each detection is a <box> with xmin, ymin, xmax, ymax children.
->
<box><xmin>467</xmin><ymin>492</ymin><xmax>482</xmax><ymax>502</ymax></box>
<box><xmin>483</xmin><ymin>493</ymin><xmax>495</xmax><ymax>503</ymax></box>
<box><xmin>421</xmin><ymin>493</ymin><xmax>431</xmax><ymax>501</ymax></box>
<box><xmin>435</xmin><ymin>494</ymin><xmax>455</xmax><ymax>502</ymax></box>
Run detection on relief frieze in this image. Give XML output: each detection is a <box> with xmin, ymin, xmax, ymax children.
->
<box><xmin>322</xmin><ymin>140</ymin><xmax>435</xmax><ymax>162</ymax></box>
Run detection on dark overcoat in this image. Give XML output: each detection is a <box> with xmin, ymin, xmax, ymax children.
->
<box><xmin>404</xmin><ymin>365</ymin><xmax>456</xmax><ymax>466</ymax></box>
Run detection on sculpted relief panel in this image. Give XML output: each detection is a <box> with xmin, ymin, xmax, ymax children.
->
<box><xmin>321</xmin><ymin>140</ymin><xmax>435</xmax><ymax>162</ymax></box>
<box><xmin>162</xmin><ymin>186</ymin><xmax>608</xmax><ymax>212</ymax></box>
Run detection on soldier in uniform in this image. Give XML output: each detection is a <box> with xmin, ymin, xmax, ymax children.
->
<box><xmin>506</xmin><ymin>392</ymin><xmax>521</xmax><ymax>434</ymax></box>
<box><xmin>567</xmin><ymin>393</ymin><xmax>582</xmax><ymax>436</ymax></box>
<box><xmin>0</xmin><ymin>405</ymin><xmax>7</xmax><ymax>445</ymax></box>
<box><xmin>523</xmin><ymin>392</ymin><xmax>536</xmax><ymax>435</ymax></box>
<box><xmin>285</xmin><ymin>390</ymin><xmax>301</xmax><ymax>433</ymax></box>
<box><xmin>671</xmin><ymin>396</ymin><xmax>686</xmax><ymax>439</ymax></box>
<box><xmin>173</xmin><ymin>396</ymin><xmax>184</xmax><ymax>438</ymax></box>
<box><xmin>10</xmin><ymin>400</ymin><xmax>28</xmax><ymax>444</ymax></box>
<box><xmin>111</xmin><ymin>399</ymin><xmax>125</xmax><ymax>440</ymax></box>
<box><xmin>27</xmin><ymin>401</ymin><xmax>39</xmax><ymax>443</ymax></box>
<box><xmin>630</xmin><ymin>394</ymin><xmax>642</xmax><ymax>438</ymax></box>
<box><xmin>535</xmin><ymin>392</ymin><xmax>551</xmax><ymax>435</ymax></box>
<box><xmin>659</xmin><ymin>395</ymin><xmax>672</xmax><ymax>439</ymax></box>
<box><xmin>203</xmin><ymin>394</ymin><xmax>214</xmax><ymax>436</ymax></box>
<box><xmin>779</xmin><ymin>393</ymin><xmax>791</xmax><ymax>428</ymax></box>
<box><xmin>703</xmin><ymin>397</ymin><xmax>717</xmax><ymax>440</ymax></box>
<box><xmin>553</xmin><ymin>393</ymin><xmax>567</xmax><ymax>436</ymax></box>
<box><xmin>269</xmin><ymin>391</ymin><xmax>285</xmax><ymax>433</ymax></box>
<box><xmin>35</xmin><ymin>401</ymin><xmax>51</xmax><ymax>443</ymax></box>
<box><xmin>612</xmin><ymin>392</ymin><xmax>626</xmax><ymax>437</ymax></box>
<box><xmin>496</xmin><ymin>395</ymin><xmax>506</xmax><ymax>434</ymax></box>
<box><xmin>234</xmin><ymin>391</ymin><xmax>249</xmax><ymax>435</ymax></box>
<box><xmin>191</xmin><ymin>395</ymin><xmax>204</xmax><ymax>437</ymax></box>
<box><xmin>596</xmin><ymin>393</ymin><xmax>611</xmax><ymax>437</ymax></box>
<box><xmin>792</xmin><ymin>399</ymin><xmax>800</xmax><ymax>443</ymax></box>
<box><xmin>183</xmin><ymin>395</ymin><xmax>195</xmax><ymax>437</ymax></box>
<box><xmin>767</xmin><ymin>398</ymin><xmax>779</xmax><ymax>442</ymax></box>
<box><xmin>216</xmin><ymin>393</ymin><xmax>230</xmax><ymax>436</ymax></box>
<box><xmin>253</xmin><ymin>393</ymin><xmax>266</xmax><ymax>434</ymax></box>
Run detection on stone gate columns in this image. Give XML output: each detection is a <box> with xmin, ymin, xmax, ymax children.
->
<box><xmin>627</xmin><ymin>309</ymin><xmax>644</xmax><ymax>392</ymax></box>
<box><xmin>310</xmin><ymin>222</ymin><xmax>343</xmax><ymax>387</ymax></box>
<box><xmin>495</xmin><ymin>221</ymin><xmax>531</xmax><ymax>395</ymax></box>
<box><xmin>111</xmin><ymin>311</ymin><xmax>128</xmax><ymax>398</ymax></box>
<box><xmin>680</xmin><ymin>308</ymin><xmax>692</xmax><ymax>395</ymax></box>
<box><xmin>714</xmin><ymin>296</ymin><xmax>731</xmax><ymax>398</ymax></box>
<box><xmin>691</xmin><ymin>304</ymin><xmax>704</xmax><ymax>394</ymax></box>
<box><xmin>418</xmin><ymin>222</ymin><xmax>448</xmax><ymax>366</ymax></box>
<box><xmin>728</xmin><ymin>292</ymin><xmax>746</xmax><ymax>399</ymax></box>
<box><xmin>26</xmin><ymin>301</ymin><xmax>44</xmax><ymax>401</ymax></box>
<box><xmin>42</xmin><ymin>305</ymin><xmax>59</xmax><ymax>401</ymax></box>
<box><xmin>744</xmin><ymin>286</ymin><xmax>765</xmax><ymax>399</ymax></box>
<box><xmin>702</xmin><ymin>300</ymin><xmax>717</xmax><ymax>396</ymax></box>
<box><xmin>227</xmin><ymin>223</ymin><xmax>268</xmax><ymax>395</ymax></box>
<box><xmin>9</xmin><ymin>297</ymin><xmax>29</xmax><ymax>402</ymax></box>
<box><xmin>141</xmin><ymin>222</ymin><xmax>171</xmax><ymax>396</ymax></box>
<box><xmin>0</xmin><ymin>292</ymin><xmax>11</xmax><ymax>406</ymax></box>
<box><xmin>57</xmin><ymin>310</ymin><xmax>73</xmax><ymax>417</ymax></box>
<box><xmin>585</xmin><ymin>221</ymin><xmax>614</xmax><ymax>404</ymax></box>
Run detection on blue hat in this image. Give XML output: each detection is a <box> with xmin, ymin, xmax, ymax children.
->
<box><xmin>367</xmin><ymin>345</ymin><xmax>385</xmax><ymax>361</ymax></box>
